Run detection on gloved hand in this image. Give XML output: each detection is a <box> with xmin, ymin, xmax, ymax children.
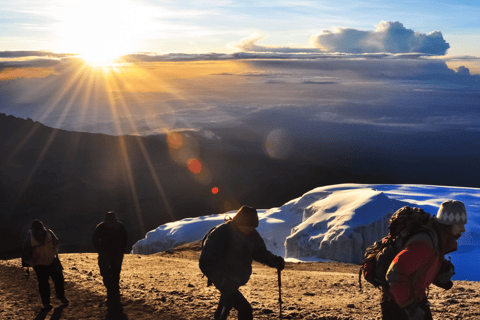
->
<box><xmin>433</xmin><ymin>259</ymin><xmax>455</xmax><ymax>290</ymax></box>
<box><xmin>403</xmin><ymin>302</ymin><xmax>425</xmax><ymax>320</ymax></box>
<box><xmin>220</xmin><ymin>277</ymin><xmax>240</xmax><ymax>294</ymax></box>
<box><xmin>274</xmin><ymin>255</ymin><xmax>285</xmax><ymax>271</ymax></box>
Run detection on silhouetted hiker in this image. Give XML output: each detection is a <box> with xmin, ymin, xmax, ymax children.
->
<box><xmin>199</xmin><ymin>205</ymin><xmax>285</xmax><ymax>320</ymax></box>
<box><xmin>381</xmin><ymin>200</ymin><xmax>468</xmax><ymax>320</ymax></box>
<box><xmin>92</xmin><ymin>211</ymin><xmax>128</xmax><ymax>312</ymax></box>
<box><xmin>22</xmin><ymin>219</ymin><xmax>69</xmax><ymax>311</ymax></box>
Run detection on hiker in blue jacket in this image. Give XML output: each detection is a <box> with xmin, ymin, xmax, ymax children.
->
<box><xmin>199</xmin><ymin>205</ymin><xmax>285</xmax><ymax>320</ymax></box>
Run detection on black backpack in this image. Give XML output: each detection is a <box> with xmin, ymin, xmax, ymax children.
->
<box><xmin>200</xmin><ymin>217</ymin><xmax>233</xmax><ymax>286</ymax></box>
<box><xmin>359</xmin><ymin>206</ymin><xmax>437</xmax><ymax>290</ymax></box>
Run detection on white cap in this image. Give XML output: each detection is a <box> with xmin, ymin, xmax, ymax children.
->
<box><xmin>436</xmin><ymin>200</ymin><xmax>467</xmax><ymax>226</ymax></box>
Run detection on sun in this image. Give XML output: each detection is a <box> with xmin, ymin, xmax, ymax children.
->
<box><xmin>53</xmin><ymin>0</ymin><xmax>152</xmax><ymax>66</ymax></box>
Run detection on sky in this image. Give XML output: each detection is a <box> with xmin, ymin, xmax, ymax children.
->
<box><xmin>1</xmin><ymin>0</ymin><xmax>480</xmax><ymax>57</ymax></box>
<box><xmin>1</xmin><ymin>1</ymin><xmax>480</xmax><ymax>139</ymax></box>
<box><xmin>1</xmin><ymin>1</ymin><xmax>480</xmax><ymax>183</ymax></box>
<box><xmin>131</xmin><ymin>183</ymin><xmax>480</xmax><ymax>281</ymax></box>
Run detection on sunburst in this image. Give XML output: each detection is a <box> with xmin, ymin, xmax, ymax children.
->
<box><xmin>53</xmin><ymin>0</ymin><xmax>151</xmax><ymax>67</ymax></box>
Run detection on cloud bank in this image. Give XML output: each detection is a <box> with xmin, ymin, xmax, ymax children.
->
<box><xmin>312</xmin><ymin>21</ymin><xmax>450</xmax><ymax>55</ymax></box>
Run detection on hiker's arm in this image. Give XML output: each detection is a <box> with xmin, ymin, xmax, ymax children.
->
<box><xmin>48</xmin><ymin>229</ymin><xmax>59</xmax><ymax>251</ymax></box>
<box><xmin>386</xmin><ymin>241</ymin><xmax>435</xmax><ymax>308</ymax></box>
<box><xmin>252</xmin><ymin>232</ymin><xmax>284</xmax><ymax>269</ymax></box>
<box><xmin>199</xmin><ymin>227</ymin><xmax>227</xmax><ymax>285</ymax></box>
<box><xmin>120</xmin><ymin>223</ymin><xmax>128</xmax><ymax>253</ymax></box>
<box><xmin>92</xmin><ymin>225</ymin><xmax>101</xmax><ymax>253</ymax></box>
<box><xmin>22</xmin><ymin>234</ymin><xmax>34</xmax><ymax>267</ymax></box>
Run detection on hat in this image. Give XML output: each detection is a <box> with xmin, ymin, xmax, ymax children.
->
<box><xmin>232</xmin><ymin>206</ymin><xmax>259</xmax><ymax>228</ymax></box>
<box><xmin>31</xmin><ymin>219</ymin><xmax>44</xmax><ymax>230</ymax></box>
<box><xmin>436</xmin><ymin>200</ymin><xmax>467</xmax><ymax>226</ymax></box>
<box><xmin>105</xmin><ymin>211</ymin><xmax>117</xmax><ymax>221</ymax></box>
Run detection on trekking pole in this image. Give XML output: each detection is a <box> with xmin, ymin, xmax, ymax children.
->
<box><xmin>277</xmin><ymin>268</ymin><xmax>283</xmax><ymax>320</ymax></box>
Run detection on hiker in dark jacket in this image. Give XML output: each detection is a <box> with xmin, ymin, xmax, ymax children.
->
<box><xmin>199</xmin><ymin>205</ymin><xmax>285</xmax><ymax>320</ymax></box>
<box><xmin>22</xmin><ymin>220</ymin><xmax>69</xmax><ymax>311</ymax></box>
<box><xmin>381</xmin><ymin>200</ymin><xmax>467</xmax><ymax>320</ymax></box>
<box><xmin>92</xmin><ymin>211</ymin><xmax>128</xmax><ymax>309</ymax></box>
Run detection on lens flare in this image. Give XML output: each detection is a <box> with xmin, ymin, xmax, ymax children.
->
<box><xmin>167</xmin><ymin>132</ymin><xmax>183</xmax><ymax>149</ymax></box>
<box><xmin>188</xmin><ymin>158</ymin><xmax>202</xmax><ymax>174</ymax></box>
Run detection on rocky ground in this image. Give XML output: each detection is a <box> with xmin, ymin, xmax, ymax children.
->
<box><xmin>1</xmin><ymin>241</ymin><xmax>479</xmax><ymax>320</ymax></box>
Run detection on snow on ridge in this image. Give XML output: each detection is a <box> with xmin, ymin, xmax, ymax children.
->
<box><xmin>131</xmin><ymin>183</ymin><xmax>480</xmax><ymax>280</ymax></box>
<box><xmin>131</xmin><ymin>214</ymin><xmax>230</xmax><ymax>255</ymax></box>
<box><xmin>285</xmin><ymin>188</ymin><xmax>410</xmax><ymax>263</ymax></box>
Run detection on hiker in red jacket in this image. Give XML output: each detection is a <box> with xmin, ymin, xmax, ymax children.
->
<box><xmin>382</xmin><ymin>200</ymin><xmax>467</xmax><ymax>320</ymax></box>
<box><xmin>22</xmin><ymin>220</ymin><xmax>69</xmax><ymax>311</ymax></box>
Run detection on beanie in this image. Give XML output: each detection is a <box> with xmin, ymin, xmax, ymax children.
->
<box><xmin>105</xmin><ymin>211</ymin><xmax>117</xmax><ymax>221</ymax></box>
<box><xmin>436</xmin><ymin>200</ymin><xmax>467</xmax><ymax>226</ymax></box>
<box><xmin>31</xmin><ymin>219</ymin><xmax>44</xmax><ymax>230</ymax></box>
<box><xmin>232</xmin><ymin>206</ymin><xmax>259</xmax><ymax>228</ymax></box>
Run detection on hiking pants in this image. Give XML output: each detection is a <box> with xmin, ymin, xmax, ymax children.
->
<box><xmin>98</xmin><ymin>254</ymin><xmax>124</xmax><ymax>302</ymax></box>
<box><xmin>381</xmin><ymin>297</ymin><xmax>433</xmax><ymax>320</ymax></box>
<box><xmin>214</xmin><ymin>290</ymin><xmax>253</xmax><ymax>320</ymax></box>
<box><xmin>33</xmin><ymin>262</ymin><xmax>66</xmax><ymax>306</ymax></box>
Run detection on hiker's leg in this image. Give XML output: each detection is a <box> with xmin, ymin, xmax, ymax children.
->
<box><xmin>49</xmin><ymin>262</ymin><xmax>66</xmax><ymax>300</ymax></box>
<box><xmin>214</xmin><ymin>293</ymin><xmax>232</xmax><ymax>320</ymax></box>
<box><xmin>420</xmin><ymin>300</ymin><xmax>433</xmax><ymax>320</ymax></box>
<box><xmin>380</xmin><ymin>296</ymin><xmax>409</xmax><ymax>320</ymax></box>
<box><xmin>98</xmin><ymin>254</ymin><xmax>111</xmax><ymax>289</ymax></box>
<box><xmin>108</xmin><ymin>254</ymin><xmax>124</xmax><ymax>305</ymax></box>
<box><xmin>109</xmin><ymin>255</ymin><xmax>123</xmax><ymax>292</ymax></box>
<box><xmin>33</xmin><ymin>265</ymin><xmax>51</xmax><ymax>306</ymax></box>
<box><xmin>229</xmin><ymin>290</ymin><xmax>252</xmax><ymax>320</ymax></box>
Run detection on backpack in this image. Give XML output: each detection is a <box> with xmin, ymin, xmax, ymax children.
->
<box><xmin>359</xmin><ymin>206</ymin><xmax>436</xmax><ymax>290</ymax></box>
<box><xmin>201</xmin><ymin>226</ymin><xmax>218</xmax><ymax>250</ymax></box>
<box><xmin>200</xmin><ymin>217</ymin><xmax>232</xmax><ymax>286</ymax></box>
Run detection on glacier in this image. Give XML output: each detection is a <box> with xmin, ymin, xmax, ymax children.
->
<box><xmin>131</xmin><ymin>183</ymin><xmax>480</xmax><ymax>281</ymax></box>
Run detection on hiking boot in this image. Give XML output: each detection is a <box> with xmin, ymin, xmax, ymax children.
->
<box><xmin>41</xmin><ymin>304</ymin><xmax>53</xmax><ymax>311</ymax></box>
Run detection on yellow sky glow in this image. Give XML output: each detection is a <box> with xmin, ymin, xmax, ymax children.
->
<box><xmin>0</xmin><ymin>67</ymin><xmax>58</xmax><ymax>80</ymax></box>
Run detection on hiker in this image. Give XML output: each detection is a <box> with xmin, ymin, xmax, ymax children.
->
<box><xmin>92</xmin><ymin>211</ymin><xmax>128</xmax><ymax>309</ymax></box>
<box><xmin>381</xmin><ymin>200</ymin><xmax>467</xmax><ymax>320</ymax></box>
<box><xmin>199</xmin><ymin>205</ymin><xmax>285</xmax><ymax>320</ymax></box>
<box><xmin>22</xmin><ymin>220</ymin><xmax>69</xmax><ymax>311</ymax></box>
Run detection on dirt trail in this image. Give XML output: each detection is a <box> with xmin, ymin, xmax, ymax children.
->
<box><xmin>1</xmin><ymin>243</ymin><xmax>479</xmax><ymax>320</ymax></box>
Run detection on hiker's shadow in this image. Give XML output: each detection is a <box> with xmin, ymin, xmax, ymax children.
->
<box><xmin>33</xmin><ymin>305</ymin><xmax>66</xmax><ymax>320</ymax></box>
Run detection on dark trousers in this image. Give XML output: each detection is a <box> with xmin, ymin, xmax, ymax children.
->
<box><xmin>98</xmin><ymin>254</ymin><xmax>124</xmax><ymax>303</ymax></box>
<box><xmin>214</xmin><ymin>290</ymin><xmax>253</xmax><ymax>320</ymax></box>
<box><xmin>33</xmin><ymin>261</ymin><xmax>66</xmax><ymax>306</ymax></box>
<box><xmin>381</xmin><ymin>297</ymin><xmax>433</xmax><ymax>320</ymax></box>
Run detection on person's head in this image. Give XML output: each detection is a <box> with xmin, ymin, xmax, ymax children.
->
<box><xmin>30</xmin><ymin>219</ymin><xmax>47</xmax><ymax>243</ymax></box>
<box><xmin>31</xmin><ymin>219</ymin><xmax>45</xmax><ymax>230</ymax></box>
<box><xmin>435</xmin><ymin>200</ymin><xmax>467</xmax><ymax>253</ymax></box>
<box><xmin>105</xmin><ymin>211</ymin><xmax>118</xmax><ymax>227</ymax></box>
<box><xmin>232</xmin><ymin>206</ymin><xmax>258</xmax><ymax>236</ymax></box>
<box><xmin>436</xmin><ymin>200</ymin><xmax>467</xmax><ymax>239</ymax></box>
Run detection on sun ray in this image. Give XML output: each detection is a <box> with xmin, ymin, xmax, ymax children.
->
<box><xmin>103</xmin><ymin>69</ymin><xmax>175</xmax><ymax>223</ymax></box>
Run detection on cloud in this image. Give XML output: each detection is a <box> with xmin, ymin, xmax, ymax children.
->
<box><xmin>0</xmin><ymin>51</ymin><xmax>75</xmax><ymax>59</ymax></box>
<box><xmin>312</xmin><ymin>21</ymin><xmax>450</xmax><ymax>55</ymax></box>
<box><xmin>235</xmin><ymin>35</ymin><xmax>322</xmax><ymax>54</ymax></box>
